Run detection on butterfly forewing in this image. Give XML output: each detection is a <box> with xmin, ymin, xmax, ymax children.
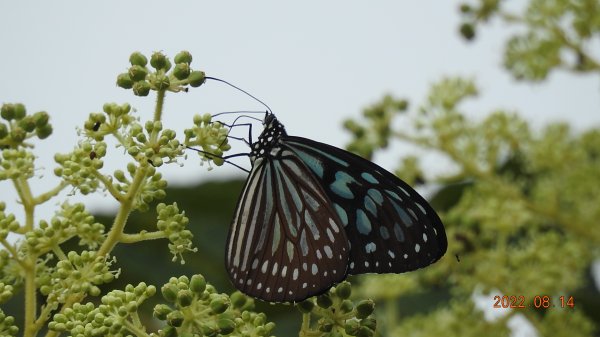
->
<box><xmin>284</xmin><ymin>136</ymin><xmax>447</xmax><ymax>275</ymax></box>
<box><xmin>226</xmin><ymin>148</ymin><xmax>349</xmax><ymax>302</ymax></box>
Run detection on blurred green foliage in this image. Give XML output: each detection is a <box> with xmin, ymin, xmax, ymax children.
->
<box><xmin>341</xmin><ymin>1</ymin><xmax>600</xmax><ymax>335</ymax></box>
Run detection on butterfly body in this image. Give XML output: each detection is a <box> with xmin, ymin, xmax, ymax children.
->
<box><xmin>226</xmin><ymin>113</ymin><xmax>447</xmax><ymax>302</ymax></box>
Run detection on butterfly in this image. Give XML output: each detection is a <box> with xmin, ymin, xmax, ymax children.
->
<box><xmin>225</xmin><ymin>112</ymin><xmax>447</xmax><ymax>302</ymax></box>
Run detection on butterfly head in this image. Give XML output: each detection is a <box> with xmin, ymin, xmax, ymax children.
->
<box><xmin>251</xmin><ymin>113</ymin><xmax>287</xmax><ymax>159</ymax></box>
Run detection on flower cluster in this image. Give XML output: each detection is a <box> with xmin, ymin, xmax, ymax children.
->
<box><xmin>154</xmin><ymin>275</ymin><xmax>275</xmax><ymax>337</ymax></box>
<box><xmin>49</xmin><ymin>282</ymin><xmax>155</xmax><ymax>336</ymax></box>
<box><xmin>0</xmin><ymin>103</ymin><xmax>52</xmax><ymax>149</ymax></box>
<box><xmin>155</xmin><ymin>203</ymin><xmax>196</xmax><ymax>263</ymax></box>
<box><xmin>38</xmin><ymin>251</ymin><xmax>117</xmax><ymax>303</ymax></box>
<box><xmin>297</xmin><ymin>281</ymin><xmax>377</xmax><ymax>337</ymax></box>
<box><xmin>0</xmin><ymin>311</ymin><xmax>18</xmax><ymax>337</ymax></box>
<box><xmin>117</xmin><ymin>51</ymin><xmax>206</xmax><ymax>96</ymax></box>
<box><xmin>0</xmin><ymin>148</ymin><xmax>35</xmax><ymax>181</ymax></box>
<box><xmin>49</xmin><ymin>275</ymin><xmax>276</xmax><ymax>337</ymax></box>
<box><xmin>184</xmin><ymin>113</ymin><xmax>231</xmax><ymax>167</ymax></box>
<box><xmin>24</xmin><ymin>203</ymin><xmax>105</xmax><ymax>254</ymax></box>
<box><xmin>127</xmin><ymin>120</ymin><xmax>182</xmax><ymax>167</ymax></box>
<box><xmin>113</xmin><ymin>163</ymin><xmax>168</xmax><ymax>212</ymax></box>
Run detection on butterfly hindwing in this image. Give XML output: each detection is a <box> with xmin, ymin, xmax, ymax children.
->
<box><xmin>283</xmin><ymin>136</ymin><xmax>447</xmax><ymax>275</ymax></box>
<box><xmin>226</xmin><ymin>148</ymin><xmax>349</xmax><ymax>302</ymax></box>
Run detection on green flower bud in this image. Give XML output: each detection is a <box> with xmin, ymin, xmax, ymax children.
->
<box><xmin>356</xmin><ymin>326</ymin><xmax>374</xmax><ymax>337</ymax></box>
<box><xmin>356</xmin><ymin>300</ymin><xmax>374</xmax><ymax>319</ymax></box>
<box><xmin>151</xmin><ymin>156</ymin><xmax>163</xmax><ymax>167</ymax></box>
<box><xmin>230</xmin><ymin>291</ymin><xmax>247</xmax><ymax>308</ymax></box>
<box><xmin>150</xmin><ymin>52</ymin><xmax>168</xmax><ymax>70</ymax></box>
<box><xmin>174</xmin><ymin>51</ymin><xmax>192</xmax><ymax>64</ymax></box>
<box><xmin>202</xmin><ymin>325</ymin><xmax>218</xmax><ymax>337</ymax></box>
<box><xmin>126</xmin><ymin>301</ymin><xmax>138</xmax><ymax>312</ymax></box>
<box><xmin>318</xmin><ymin>319</ymin><xmax>333</xmax><ymax>332</ymax></box>
<box><xmin>1</xmin><ymin>104</ymin><xmax>15</xmax><ymax>120</ymax></box>
<box><xmin>361</xmin><ymin>317</ymin><xmax>377</xmax><ymax>331</ymax></box>
<box><xmin>128</xmin><ymin>65</ymin><xmax>148</xmax><ymax>81</ymax></box>
<box><xmin>154</xmin><ymin>74</ymin><xmax>170</xmax><ymax>90</ymax></box>
<box><xmin>340</xmin><ymin>300</ymin><xmax>354</xmax><ymax>314</ymax></box>
<box><xmin>89</xmin><ymin>286</ymin><xmax>101</xmax><ymax>296</ymax></box>
<box><xmin>296</xmin><ymin>300</ymin><xmax>314</xmax><ymax>313</ymax></box>
<box><xmin>129</xmin><ymin>52</ymin><xmax>148</xmax><ymax>66</ymax></box>
<box><xmin>133</xmin><ymin>81</ymin><xmax>151</xmax><ymax>96</ymax></box>
<box><xmin>117</xmin><ymin>73</ymin><xmax>134</xmax><ymax>89</ymax></box>
<box><xmin>154</xmin><ymin>304</ymin><xmax>172</xmax><ymax>320</ymax></box>
<box><xmin>13</xmin><ymin>103</ymin><xmax>26</xmax><ymax>120</ymax></box>
<box><xmin>166</xmin><ymin>310</ymin><xmax>184</xmax><ymax>327</ymax></box>
<box><xmin>177</xmin><ymin>289</ymin><xmax>193</xmax><ymax>307</ymax></box>
<box><xmin>146</xmin><ymin>285</ymin><xmax>157</xmax><ymax>296</ymax></box>
<box><xmin>210</xmin><ymin>298</ymin><xmax>229</xmax><ymax>314</ymax></box>
<box><xmin>218</xmin><ymin>319</ymin><xmax>236</xmax><ymax>335</ymax></box>
<box><xmin>33</xmin><ymin>111</ymin><xmax>49</xmax><ymax>127</ymax></box>
<box><xmin>10</xmin><ymin>128</ymin><xmax>26</xmax><ymax>142</ymax></box>
<box><xmin>135</xmin><ymin>133</ymin><xmax>147</xmax><ymax>143</ymax></box>
<box><xmin>173</xmin><ymin>63</ymin><xmax>190</xmax><ymax>80</ymax></box>
<box><xmin>344</xmin><ymin>320</ymin><xmax>360</xmax><ymax>335</ymax></box>
<box><xmin>19</xmin><ymin>116</ymin><xmax>36</xmax><ymax>132</ymax></box>
<box><xmin>188</xmin><ymin>71</ymin><xmax>206</xmax><ymax>87</ymax></box>
<box><xmin>0</xmin><ymin>123</ymin><xmax>7</xmax><ymax>138</ymax></box>
<box><xmin>459</xmin><ymin>22</ymin><xmax>475</xmax><ymax>41</ymax></box>
<box><xmin>190</xmin><ymin>274</ymin><xmax>206</xmax><ymax>294</ymax></box>
<box><xmin>396</xmin><ymin>99</ymin><xmax>408</xmax><ymax>111</ymax></box>
<box><xmin>335</xmin><ymin>282</ymin><xmax>351</xmax><ymax>299</ymax></box>
<box><xmin>161</xmin><ymin>284</ymin><xmax>178</xmax><ymax>302</ymax></box>
<box><xmin>128</xmin><ymin>146</ymin><xmax>140</xmax><ymax>156</ymax></box>
<box><xmin>36</xmin><ymin>124</ymin><xmax>52</xmax><ymax>139</ymax></box>
<box><xmin>316</xmin><ymin>294</ymin><xmax>333</xmax><ymax>309</ymax></box>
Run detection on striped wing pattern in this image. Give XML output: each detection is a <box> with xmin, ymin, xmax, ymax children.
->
<box><xmin>225</xmin><ymin>112</ymin><xmax>447</xmax><ymax>302</ymax></box>
<box><xmin>226</xmin><ymin>148</ymin><xmax>349</xmax><ymax>302</ymax></box>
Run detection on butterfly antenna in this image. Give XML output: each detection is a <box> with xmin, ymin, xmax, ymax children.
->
<box><xmin>186</xmin><ymin>146</ymin><xmax>251</xmax><ymax>173</ymax></box>
<box><xmin>205</xmin><ymin>77</ymin><xmax>273</xmax><ymax>114</ymax></box>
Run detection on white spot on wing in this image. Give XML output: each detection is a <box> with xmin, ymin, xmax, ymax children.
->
<box><xmin>324</xmin><ymin>245</ymin><xmax>333</xmax><ymax>258</ymax></box>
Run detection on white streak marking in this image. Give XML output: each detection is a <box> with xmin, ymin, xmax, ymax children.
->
<box><xmin>324</xmin><ymin>245</ymin><xmax>333</xmax><ymax>258</ymax></box>
<box><xmin>326</xmin><ymin>228</ymin><xmax>335</xmax><ymax>243</ymax></box>
<box><xmin>328</xmin><ymin>218</ymin><xmax>340</xmax><ymax>233</ymax></box>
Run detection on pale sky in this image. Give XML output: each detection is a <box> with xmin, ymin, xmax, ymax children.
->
<box><xmin>1</xmin><ymin>1</ymin><xmax>599</xmax><ymax>214</ymax></box>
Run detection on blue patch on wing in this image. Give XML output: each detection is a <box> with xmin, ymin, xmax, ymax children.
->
<box><xmin>330</xmin><ymin>171</ymin><xmax>355</xmax><ymax>199</ymax></box>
